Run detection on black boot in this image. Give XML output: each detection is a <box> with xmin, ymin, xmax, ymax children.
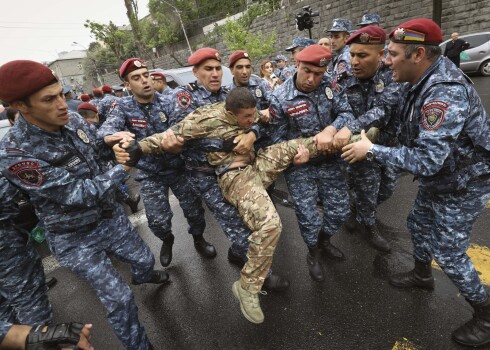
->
<box><xmin>193</xmin><ymin>235</ymin><xmax>217</xmax><ymax>258</ymax></box>
<box><xmin>227</xmin><ymin>247</ymin><xmax>246</xmax><ymax>268</ymax></box>
<box><xmin>344</xmin><ymin>204</ymin><xmax>359</xmax><ymax>232</ymax></box>
<box><xmin>306</xmin><ymin>246</ymin><xmax>325</xmax><ymax>282</ymax></box>
<box><xmin>263</xmin><ymin>273</ymin><xmax>290</xmax><ymax>292</ymax></box>
<box><xmin>160</xmin><ymin>233</ymin><xmax>174</xmax><ymax>267</ymax></box>
<box><xmin>132</xmin><ymin>270</ymin><xmax>170</xmax><ymax>285</ymax></box>
<box><xmin>45</xmin><ymin>277</ymin><xmax>57</xmax><ymax>290</ymax></box>
<box><xmin>389</xmin><ymin>259</ymin><xmax>434</xmax><ymax>289</ymax></box>
<box><xmin>318</xmin><ymin>233</ymin><xmax>345</xmax><ymax>261</ymax></box>
<box><xmin>452</xmin><ymin>297</ymin><xmax>490</xmax><ymax>347</ymax></box>
<box><xmin>364</xmin><ymin>224</ymin><xmax>391</xmax><ymax>252</ymax></box>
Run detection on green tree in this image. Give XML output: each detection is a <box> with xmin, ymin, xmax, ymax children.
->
<box><xmin>84</xmin><ymin>20</ymin><xmax>136</xmax><ymax>60</ymax></box>
<box><xmin>82</xmin><ymin>42</ymin><xmax>120</xmax><ymax>86</ymax></box>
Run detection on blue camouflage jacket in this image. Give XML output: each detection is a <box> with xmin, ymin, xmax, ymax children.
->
<box><xmin>372</xmin><ymin>56</ymin><xmax>490</xmax><ymax>192</ymax></box>
<box><xmin>0</xmin><ymin>114</ymin><xmax>128</xmax><ymax>233</ymax></box>
<box><xmin>269</xmin><ymin>73</ymin><xmax>355</xmax><ymax>144</ymax></box>
<box><xmin>227</xmin><ymin>74</ymin><xmax>272</xmax><ymax>110</ymax></box>
<box><xmin>328</xmin><ymin>45</ymin><xmax>352</xmax><ymax>84</ymax></box>
<box><xmin>0</xmin><ymin>172</ymin><xmax>20</xmax><ymax>222</ymax></box>
<box><xmin>98</xmin><ymin>94</ymin><xmax>184</xmax><ymax>179</ymax></box>
<box><xmin>167</xmin><ymin>80</ymin><xmax>229</xmax><ymax>169</ymax></box>
<box><xmin>274</xmin><ymin>65</ymin><xmax>296</xmax><ymax>82</ymax></box>
<box><xmin>344</xmin><ymin>65</ymin><xmax>402</xmax><ymax>140</ymax></box>
<box><xmin>97</xmin><ymin>94</ymin><xmax>119</xmax><ymax>121</ymax></box>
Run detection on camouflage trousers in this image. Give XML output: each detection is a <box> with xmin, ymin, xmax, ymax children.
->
<box><xmin>139</xmin><ymin>171</ymin><xmax>206</xmax><ymax>241</ymax></box>
<box><xmin>46</xmin><ymin>204</ymin><xmax>154</xmax><ymax>350</ymax></box>
<box><xmin>347</xmin><ymin>160</ymin><xmax>399</xmax><ymax>225</ymax></box>
<box><xmin>285</xmin><ymin>155</ymin><xmax>350</xmax><ymax>248</ymax></box>
<box><xmin>408</xmin><ymin>178</ymin><xmax>490</xmax><ymax>303</ymax></box>
<box><xmin>0</xmin><ymin>223</ymin><xmax>52</xmax><ymax>326</ymax></box>
<box><xmin>219</xmin><ymin>137</ymin><xmax>317</xmax><ymax>293</ymax></box>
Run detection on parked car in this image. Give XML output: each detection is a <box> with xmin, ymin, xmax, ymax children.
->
<box><xmin>150</xmin><ymin>66</ymin><xmax>234</xmax><ymax>88</ymax></box>
<box><xmin>440</xmin><ymin>32</ymin><xmax>490</xmax><ymax>76</ymax></box>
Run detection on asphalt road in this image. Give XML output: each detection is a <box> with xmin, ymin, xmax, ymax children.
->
<box><xmin>41</xmin><ymin>76</ymin><xmax>490</xmax><ymax>350</ymax></box>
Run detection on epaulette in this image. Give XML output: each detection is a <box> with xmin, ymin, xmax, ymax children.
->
<box><xmin>221</xmin><ymin>86</ymin><xmax>230</xmax><ymax>93</ymax></box>
<box><xmin>185</xmin><ymin>82</ymin><xmax>199</xmax><ymax>92</ymax></box>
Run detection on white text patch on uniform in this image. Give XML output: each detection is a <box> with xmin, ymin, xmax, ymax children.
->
<box><xmin>129</xmin><ymin>118</ymin><xmax>148</xmax><ymax>128</ymax></box>
<box><xmin>286</xmin><ymin>102</ymin><xmax>310</xmax><ymax>118</ymax></box>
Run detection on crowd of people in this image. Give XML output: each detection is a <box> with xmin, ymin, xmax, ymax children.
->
<box><xmin>0</xmin><ymin>11</ymin><xmax>489</xmax><ymax>350</ymax></box>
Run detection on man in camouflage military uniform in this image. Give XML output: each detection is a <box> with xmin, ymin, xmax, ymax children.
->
<box><xmin>274</xmin><ymin>55</ymin><xmax>295</xmax><ymax>82</ymax></box>
<box><xmin>0</xmin><ymin>173</ymin><xmax>53</xmax><ymax>331</ymax></box>
<box><xmin>333</xmin><ymin>26</ymin><xmax>401</xmax><ymax>252</ymax></box>
<box><xmin>326</xmin><ymin>18</ymin><xmax>353</xmax><ymax>84</ymax></box>
<box><xmin>98</xmin><ymin>58</ymin><xmax>212</xmax><ymax>268</ymax></box>
<box><xmin>116</xmin><ymin>87</ymin><xmax>318</xmax><ymax>324</ymax></box>
<box><xmin>97</xmin><ymin>85</ymin><xmax>119</xmax><ymax>124</ymax></box>
<box><xmin>269</xmin><ymin>45</ymin><xmax>354</xmax><ymax>282</ymax></box>
<box><xmin>285</xmin><ymin>37</ymin><xmax>316</xmax><ymax>68</ymax></box>
<box><xmin>342</xmin><ymin>19</ymin><xmax>490</xmax><ymax>347</ymax></box>
<box><xmin>0</xmin><ymin>60</ymin><xmax>168</xmax><ymax>350</ymax></box>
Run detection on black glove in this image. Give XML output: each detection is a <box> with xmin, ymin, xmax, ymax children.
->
<box><xmin>26</xmin><ymin>323</ymin><xmax>83</xmax><ymax>350</ymax></box>
<box><xmin>121</xmin><ymin>140</ymin><xmax>143</xmax><ymax>167</ymax></box>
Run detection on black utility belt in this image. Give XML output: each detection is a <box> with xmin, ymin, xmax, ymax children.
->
<box><xmin>185</xmin><ymin>166</ymin><xmax>216</xmax><ymax>178</ymax></box>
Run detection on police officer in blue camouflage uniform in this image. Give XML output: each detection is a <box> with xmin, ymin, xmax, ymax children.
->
<box><xmin>0</xmin><ymin>172</ymin><xmax>53</xmax><ymax>330</ymax></box>
<box><xmin>285</xmin><ymin>36</ymin><xmax>316</xmax><ymax>68</ymax></box>
<box><xmin>90</xmin><ymin>88</ymin><xmax>103</xmax><ymax>108</ymax></box>
<box><xmin>269</xmin><ymin>44</ymin><xmax>354</xmax><ymax>282</ymax></box>
<box><xmin>0</xmin><ymin>60</ymin><xmax>168</xmax><ymax>350</ymax></box>
<box><xmin>163</xmin><ymin>48</ymin><xmax>289</xmax><ymax>290</ymax></box>
<box><xmin>227</xmin><ymin>50</ymin><xmax>272</xmax><ymax>111</ymax></box>
<box><xmin>274</xmin><ymin>55</ymin><xmax>296</xmax><ymax>82</ymax></box>
<box><xmin>333</xmin><ymin>26</ymin><xmax>401</xmax><ymax>252</ymax></box>
<box><xmin>357</xmin><ymin>12</ymin><xmax>381</xmax><ymax>28</ymax></box>
<box><xmin>97</xmin><ymin>85</ymin><xmax>119</xmax><ymax>124</ymax></box>
<box><xmin>98</xmin><ymin>58</ymin><xmax>212</xmax><ymax>268</ymax></box>
<box><xmin>342</xmin><ymin>19</ymin><xmax>490</xmax><ymax>347</ymax></box>
<box><xmin>327</xmin><ymin>18</ymin><xmax>353</xmax><ymax>84</ymax></box>
<box><xmin>63</xmin><ymin>86</ymin><xmax>82</xmax><ymax>112</ymax></box>
<box><xmin>113</xmin><ymin>85</ymin><xmax>124</xmax><ymax>98</ymax></box>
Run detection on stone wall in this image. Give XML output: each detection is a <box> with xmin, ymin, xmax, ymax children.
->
<box><xmin>101</xmin><ymin>0</ymin><xmax>490</xmax><ymax>82</ymax></box>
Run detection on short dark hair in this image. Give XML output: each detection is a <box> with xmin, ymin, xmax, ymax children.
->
<box><xmin>225</xmin><ymin>87</ymin><xmax>256</xmax><ymax>114</ymax></box>
<box><xmin>404</xmin><ymin>44</ymin><xmax>441</xmax><ymax>61</ymax></box>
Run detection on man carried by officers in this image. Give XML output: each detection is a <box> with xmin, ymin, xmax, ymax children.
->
<box><xmin>342</xmin><ymin>18</ymin><xmax>490</xmax><ymax>347</ymax></box>
<box><xmin>114</xmin><ymin>87</ymin><xmax>320</xmax><ymax>325</ymax></box>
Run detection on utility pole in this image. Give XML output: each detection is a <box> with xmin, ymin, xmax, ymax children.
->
<box><xmin>160</xmin><ymin>0</ymin><xmax>193</xmax><ymax>55</ymax></box>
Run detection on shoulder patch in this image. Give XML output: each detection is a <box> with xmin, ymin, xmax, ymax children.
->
<box><xmin>421</xmin><ymin>100</ymin><xmax>449</xmax><ymax>131</ymax></box>
<box><xmin>77</xmin><ymin>129</ymin><xmax>90</xmax><ymax>144</ymax></box>
<box><xmin>255</xmin><ymin>88</ymin><xmax>263</xmax><ymax>98</ymax></box>
<box><xmin>8</xmin><ymin>161</ymin><xmax>44</xmax><ymax>187</ymax></box>
<box><xmin>176</xmin><ymin>91</ymin><xmax>192</xmax><ymax>110</ymax></box>
<box><xmin>109</xmin><ymin>101</ymin><xmax>118</xmax><ymax>114</ymax></box>
<box><xmin>325</xmin><ymin>87</ymin><xmax>333</xmax><ymax>100</ymax></box>
<box><xmin>186</xmin><ymin>82</ymin><xmax>198</xmax><ymax>91</ymax></box>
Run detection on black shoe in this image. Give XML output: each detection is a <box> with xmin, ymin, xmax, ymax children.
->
<box><xmin>389</xmin><ymin>260</ymin><xmax>434</xmax><ymax>290</ymax></box>
<box><xmin>344</xmin><ymin>214</ymin><xmax>360</xmax><ymax>232</ymax></box>
<box><xmin>45</xmin><ymin>277</ymin><xmax>57</xmax><ymax>290</ymax></box>
<box><xmin>160</xmin><ymin>233</ymin><xmax>175</xmax><ymax>267</ymax></box>
<box><xmin>263</xmin><ymin>273</ymin><xmax>290</xmax><ymax>292</ymax></box>
<box><xmin>131</xmin><ymin>270</ymin><xmax>170</xmax><ymax>285</ymax></box>
<box><xmin>193</xmin><ymin>235</ymin><xmax>217</xmax><ymax>258</ymax></box>
<box><xmin>125</xmin><ymin>194</ymin><xmax>141</xmax><ymax>214</ymax></box>
<box><xmin>364</xmin><ymin>224</ymin><xmax>391</xmax><ymax>252</ymax></box>
<box><xmin>227</xmin><ymin>247</ymin><xmax>246</xmax><ymax>268</ymax></box>
<box><xmin>452</xmin><ymin>297</ymin><xmax>490</xmax><ymax>347</ymax></box>
<box><xmin>318</xmin><ymin>234</ymin><xmax>345</xmax><ymax>261</ymax></box>
<box><xmin>307</xmin><ymin>247</ymin><xmax>324</xmax><ymax>282</ymax></box>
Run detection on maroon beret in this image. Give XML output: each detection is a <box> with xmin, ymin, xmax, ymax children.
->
<box><xmin>296</xmin><ymin>44</ymin><xmax>332</xmax><ymax>67</ymax></box>
<box><xmin>389</xmin><ymin>18</ymin><xmax>442</xmax><ymax>45</ymax></box>
<box><xmin>346</xmin><ymin>26</ymin><xmax>386</xmax><ymax>45</ymax></box>
<box><xmin>188</xmin><ymin>48</ymin><xmax>221</xmax><ymax>66</ymax></box>
<box><xmin>101</xmin><ymin>85</ymin><xmax>112</xmax><ymax>93</ymax></box>
<box><xmin>229</xmin><ymin>50</ymin><xmax>251</xmax><ymax>67</ymax></box>
<box><xmin>119</xmin><ymin>58</ymin><xmax>147</xmax><ymax>79</ymax></box>
<box><xmin>0</xmin><ymin>60</ymin><xmax>58</xmax><ymax>103</ymax></box>
<box><xmin>150</xmin><ymin>72</ymin><xmax>165</xmax><ymax>79</ymax></box>
<box><xmin>77</xmin><ymin>102</ymin><xmax>98</xmax><ymax>113</ymax></box>
<box><xmin>80</xmin><ymin>94</ymin><xmax>90</xmax><ymax>102</ymax></box>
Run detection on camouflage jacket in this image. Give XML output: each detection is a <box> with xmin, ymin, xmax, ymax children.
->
<box><xmin>227</xmin><ymin>74</ymin><xmax>272</xmax><ymax>110</ymax></box>
<box><xmin>268</xmin><ymin>73</ymin><xmax>355</xmax><ymax>144</ymax></box>
<box><xmin>98</xmin><ymin>94</ymin><xmax>184</xmax><ymax>178</ymax></box>
<box><xmin>328</xmin><ymin>45</ymin><xmax>352</xmax><ymax>84</ymax></box>
<box><xmin>0</xmin><ymin>172</ymin><xmax>20</xmax><ymax>222</ymax></box>
<box><xmin>0</xmin><ymin>114</ymin><xmax>128</xmax><ymax>233</ymax></box>
<box><xmin>141</xmin><ymin>102</ymin><xmax>262</xmax><ymax>175</ymax></box>
<box><xmin>274</xmin><ymin>65</ymin><xmax>296</xmax><ymax>82</ymax></box>
<box><xmin>97</xmin><ymin>94</ymin><xmax>119</xmax><ymax>121</ymax></box>
<box><xmin>344</xmin><ymin>65</ymin><xmax>402</xmax><ymax>137</ymax></box>
<box><xmin>372</xmin><ymin>56</ymin><xmax>490</xmax><ymax>192</ymax></box>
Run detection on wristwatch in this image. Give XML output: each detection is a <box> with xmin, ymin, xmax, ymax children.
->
<box><xmin>366</xmin><ymin>144</ymin><xmax>375</xmax><ymax>161</ymax></box>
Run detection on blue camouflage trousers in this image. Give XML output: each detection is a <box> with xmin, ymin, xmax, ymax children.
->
<box><xmin>285</xmin><ymin>157</ymin><xmax>350</xmax><ymax>248</ymax></box>
<box><xmin>0</xmin><ymin>223</ymin><xmax>52</xmax><ymax>326</ymax></box>
<box><xmin>347</xmin><ymin>160</ymin><xmax>399</xmax><ymax>225</ymax></box>
<box><xmin>408</xmin><ymin>178</ymin><xmax>490</xmax><ymax>303</ymax></box>
<box><xmin>187</xmin><ymin>172</ymin><xmax>251</xmax><ymax>260</ymax></box>
<box><xmin>46</xmin><ymin>204</ymin><xmax>154</xmax><ymax>350</ymax></box>
<box><xmin>139</xmin><ymin>172</ymin><xmax>206</xmax><ymax>241</ymax></box>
